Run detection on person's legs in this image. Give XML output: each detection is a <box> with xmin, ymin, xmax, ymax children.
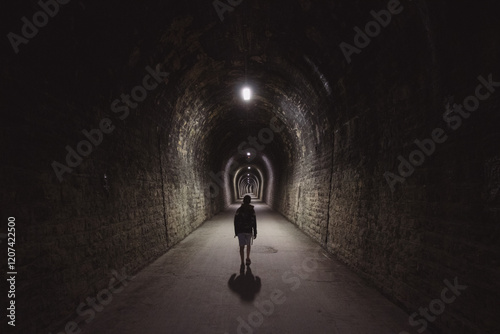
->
<box><xmin>245</xmin><ymin>233</ymin><xmax>252</xmax><ymax>265</ymax></box>
<box><xmin>246</xmin><ymin>244</ymin><xmax>251</xmax><ymax>261</ymax></box>
<box><xmin>237</xmin><ymin>234</ymin><xmax>245</xmax><ymax>265</ymax></box>
<box><xmin>239</xmin><ymin>246</ymin><xmax>245</xmax><ymax>265</ymax></box>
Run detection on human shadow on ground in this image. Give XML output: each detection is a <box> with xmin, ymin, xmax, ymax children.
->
<box><xmin>228</xmin><ymin>265</ymin><xmax>262</xmax><ymax>302</ymax></box>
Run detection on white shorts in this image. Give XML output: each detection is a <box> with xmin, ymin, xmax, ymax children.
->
<box><xmin>237</xmin><ymin>233</ymin><xmax>253</xmax><ymax>246</ymax></box>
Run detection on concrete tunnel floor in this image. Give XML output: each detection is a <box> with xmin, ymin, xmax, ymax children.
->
<box><xmin>79</xmin><ymin>202</ymin><xmax>428</xmax><ymax>334</ymax></box>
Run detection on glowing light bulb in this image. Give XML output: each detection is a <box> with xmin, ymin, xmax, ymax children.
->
<box><xmin>242</xmin><ymin>87</ymin><xmax>251</xmax><ymax>101</ymax></box>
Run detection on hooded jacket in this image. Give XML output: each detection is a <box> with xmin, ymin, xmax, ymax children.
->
<box><xmin>234</xmin><ymin>203</ymin><xmax>257</xmax><ymax>236</ymax></box>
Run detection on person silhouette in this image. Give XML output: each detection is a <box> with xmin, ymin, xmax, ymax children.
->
<box><xmin>234</xmin><ymin>195</ymin><xmax>257</xmax><ymax>266</ymax></box>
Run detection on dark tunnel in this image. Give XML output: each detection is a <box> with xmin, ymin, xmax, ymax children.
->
<box><xmin>1</xmin><ymin>0</ymin><xmax>500</xmax><ymax>333</ymax></box>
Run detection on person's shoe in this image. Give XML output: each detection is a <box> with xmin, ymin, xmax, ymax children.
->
<box><xmin>246</xmin><ymin>258</ymin><xmax>251</xmax><ymax>265</ymax></box>
<box><xmin>240</xmin><ymin>264</ymin><xmax>245</xmax><ymax>273</ymax></box>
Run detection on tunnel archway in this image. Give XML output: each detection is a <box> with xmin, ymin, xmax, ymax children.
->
<box><xmin>237</xmin><ymin>174</ymin><xmax>258</xmax><ymax>198</ymax></box>
<box><xmin>234</xmin><ymin>165</ymin><xmax>264</xmax><ymax>200</ymax></box>
<box><xmin>3</xmin><ymin>1</ymin><xmax>499</xmax><ymax>333</ymax></box>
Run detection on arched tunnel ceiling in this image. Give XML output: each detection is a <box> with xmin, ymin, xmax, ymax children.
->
<box><xmin>4</xmin><ymin>0</ymin><xmax>364</xmax><ymax>179</ymax></box>
<box><xmin>4</xmin><ymin>0</ymin><xmax>449</xmax><ymax>205</ymax></box>
<box><xmin>149</xmin><ymin>0</ymin><xmax>339</xmax><ymax>175</ymax></box>
<box><xmin>4</xmin><ymin>0</ymin><xmax>454</xmax><ymax>189</ymax></box>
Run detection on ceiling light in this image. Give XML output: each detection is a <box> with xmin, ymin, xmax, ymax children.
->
<box><xmin>242</xmin><ymin>87</ymin><xmax>251</xmax><ymax>101</ymax></box>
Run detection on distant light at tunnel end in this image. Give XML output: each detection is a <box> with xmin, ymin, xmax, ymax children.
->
<box><xmin>242</xmin><ymin>87</ymin><xmax>251</xmax><ymax>101</ymax></box>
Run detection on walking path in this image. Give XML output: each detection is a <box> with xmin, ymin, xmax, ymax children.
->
<box><xmin>80</xmin><ymin>202</ymin><xmax>423</xmax><ymax>334</ymax></box>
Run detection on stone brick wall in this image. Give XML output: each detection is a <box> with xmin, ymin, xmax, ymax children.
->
<box><xmin>2</xmin><ymin>62</ymin><xmax>227</xmax><ymax>333</ymax></box>
<box><xmin>2</xmin><ymin>1</ymin><xmax>499</xmax><ymax>334</ymax></box>
<box><xmin>269</xmin><ymin>2</ymin><xmax>500</xmax><ymax>334</ymax></box>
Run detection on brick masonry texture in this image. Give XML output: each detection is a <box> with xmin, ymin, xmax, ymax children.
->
<box><xmin>1</xmin><ymin>0</ymin><xmax>499</xmax><ymax>333</ymax></box>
